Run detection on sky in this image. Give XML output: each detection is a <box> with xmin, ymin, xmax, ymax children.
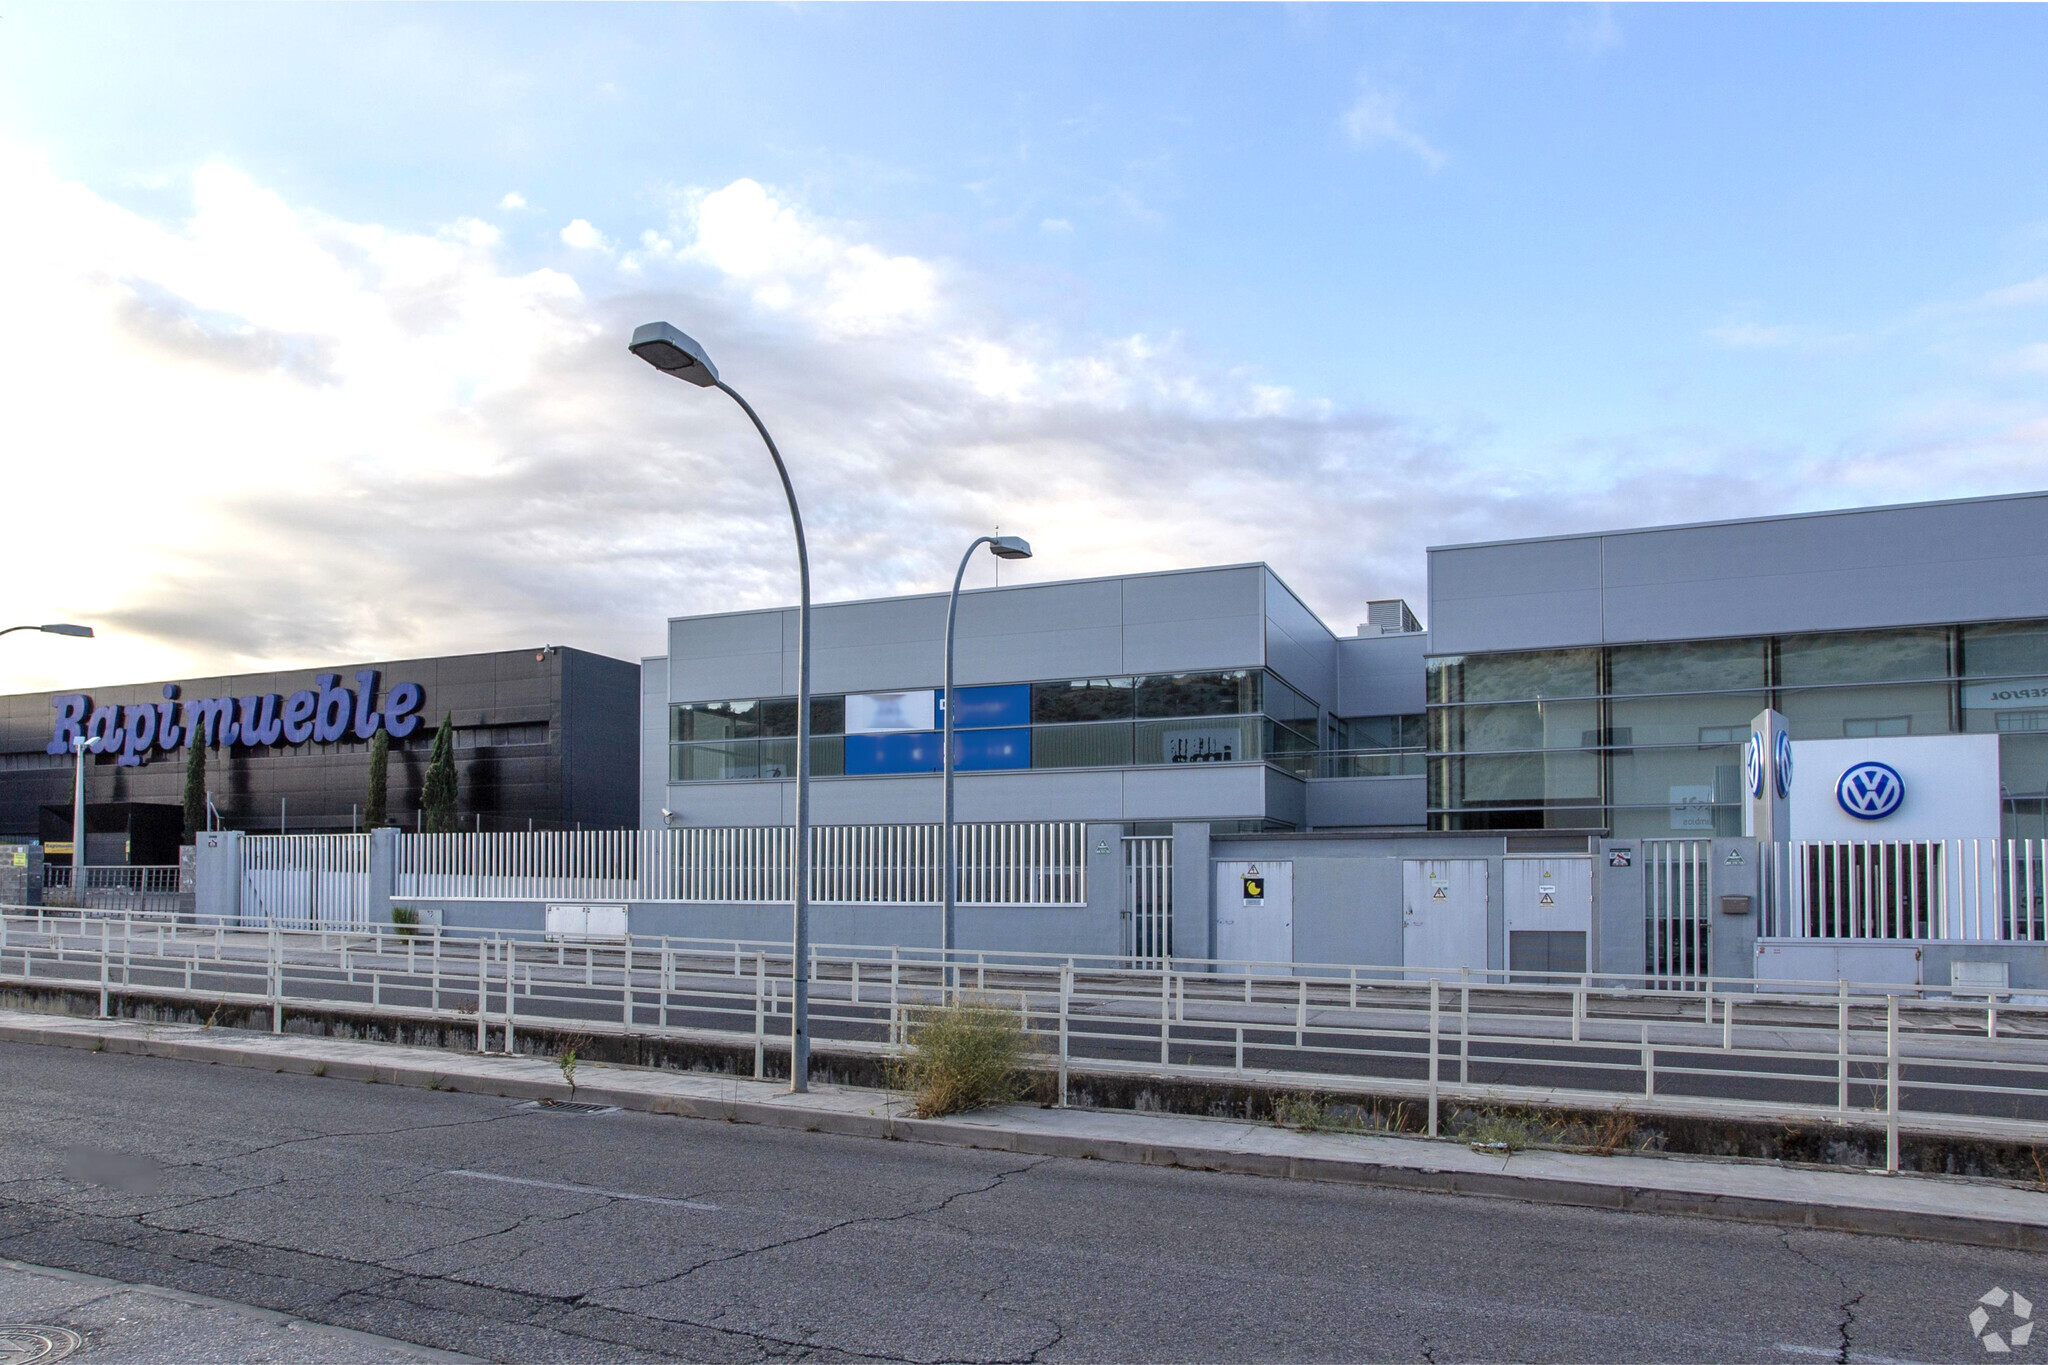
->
<box><xmin>3</xmin><ymin>3</ymin><xmax>2047</xmax><ymax>694</ymax></box>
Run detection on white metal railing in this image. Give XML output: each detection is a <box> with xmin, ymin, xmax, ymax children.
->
<box><xmin>1762</xmin><ymin>839</ymin><xmax>2048</xmax><ymax>942</ymax></box>
<box><xmin>1123</xmin><ymin>836</ymin><xmax>1172</xmax><ymax>967</ymax></box>
<box><xmin>1644</xmin><ymin>839</ymin><xmax>1710</xmax><ymax>985</ymax></box>
<box><xmin>9</xmin><ymin>906</ymin><xmax>2048</xmax><ymax>1172</ymax></box>
<box><xmin>44</xmin><ymin>865</ymin><xmax>182</xmax><ymax>895</ymax></box>
<box><xmin>394</xmin><ymin>822</ymin><xmax>1087</xmax><ymax>907</ymax></box>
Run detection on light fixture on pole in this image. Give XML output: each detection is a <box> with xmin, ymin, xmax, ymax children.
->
<box><xmin>629</xmin><ymin>320</ymin><xmax>818</xmax><ymax>1094</ymax></box>
<box><xmin>0</xmin><ymin>623</ymin><xmax>94</xmax><ymax>639</ymax></box>
<box><xmin>941</xmin><ymin>535</ymin><xmax>1033</xmax><ymax>981</ymax></box>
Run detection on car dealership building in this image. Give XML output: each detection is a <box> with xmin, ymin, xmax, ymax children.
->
<box><xmin>644</xmin><ymin>490</ymin><xmax>2048</xmax><ymax>847</ymax></box>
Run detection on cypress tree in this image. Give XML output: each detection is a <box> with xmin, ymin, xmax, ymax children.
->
<box><xmin>181</xmin><ymin>738</ymin><xmax>206</xmax><ymax>842</ymax></box>
<box><xmin>365</xmin><ymin>727</ymin><xmax>390</xmax><ymax>828</ymax></box>
<box><xmin>422</xmin><ymin>714</ymin><xmax>458</xmax><ymax>834</ymax></box>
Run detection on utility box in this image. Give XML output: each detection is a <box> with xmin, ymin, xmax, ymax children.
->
<box><xmin>545</xmin><ymin>904</ymin><xmax>628</xmax><ymax>941</ymax></box>
<box><xmin>1719</xmin><ymin>894</ymin><xmax>1752</xmax><ymax>917</ymax></box>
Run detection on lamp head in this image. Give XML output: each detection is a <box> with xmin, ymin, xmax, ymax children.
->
<box><xmin>988</xmin><ymin>535</ymin><xmax>1033</xmax><ymax>561</ymax></box>
<box><xmin>41</xmin><ymin>624</ymin><xmax>92</xmax><ymax>638</ymax></box>
<box><xmin>629</xmin><ymin>322</ymin><xmax>720</xmax><ymax>387</ymax></box>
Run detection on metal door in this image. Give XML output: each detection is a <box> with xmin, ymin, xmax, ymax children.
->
<box><xmin>237</xmin><ymin>834</ymin><xmax>371</xmax><ymax>927</ymax></box>
<box><xmin>1213</xmin><ymin>860</ymin><xmax>1292</xmax><ymax>968</ymax></box>
<box><xmin>1123</xmin><ymin>836</ymin><xmax>1174</xmax><ymax>967</ymax></box>
<box><xmin>1504</xmin><ymin>856</ymin><xmax>1592</xmax><ymax>978</ymax></box>
<box><xmin>1402</xmin><ymin>859</ymin><xmax>1489</xmax><ymax>977</ymax></box>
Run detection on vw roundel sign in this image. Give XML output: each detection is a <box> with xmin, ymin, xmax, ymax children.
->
<box><xmin>1744</xmin><ymin>730</ymin><xmax>1766</xmax><ymax>799</ymax></box>
<box><xmin>1835</xmin><ymin>761</ymin><xmax>1904</xmax><ymax>821</ymax></box>
<box><xmin>1773</xmin><ymin>729</ymin><xmax>1794</xmax><ymax>799</ymax></box>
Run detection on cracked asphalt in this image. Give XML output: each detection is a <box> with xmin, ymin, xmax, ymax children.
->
<box><xmin>0</xmin><ymin>1045</ymin><xmax>2039</xmax><ymax>1363</ymax></box>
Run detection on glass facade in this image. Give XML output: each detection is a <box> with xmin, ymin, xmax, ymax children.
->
<box><xmin>669</xmin><ymin>668</ymin><xmax>1320</xmax><ymax>782</ymax></box>
<box><xmin>1428</xmin><ymin>620</ymin><xmax>2048</xmax><ymax>837</ymax></box>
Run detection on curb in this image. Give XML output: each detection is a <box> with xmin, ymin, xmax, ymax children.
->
<box><xmin>7</xmin><ymin>1017</ymin><xmax>2044</xmax><ymax>1252</ymax></box>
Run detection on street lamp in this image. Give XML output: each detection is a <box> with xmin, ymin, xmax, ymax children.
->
<box><xmin>71</xmin><ymin>733</ymin><xmax>101</xmax><ymax>885</ymax></box>
<box><xmin>629</xmin><ymin>321</ymin><xmax>819</xmax><ymax>1094</ymax></box>
<box><xmin>0</xmin><ymin>623</ymin><xmax>94</xmax><ymax>639</ymax></box>
<box><xmin>941</xmin><ymin>535</ymin><xmax>1033</xmax><ymax>980</ymax></box>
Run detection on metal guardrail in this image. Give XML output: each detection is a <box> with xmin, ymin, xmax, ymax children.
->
<box><xmin>40</xmin><ymin>866</ymin><xmax>189</xmax><ymax>916</ymax></box>
<box><xmin>4</xmin><ymin>907</ymin><xmax>2044</xmax><ymax>1172</ymax></box>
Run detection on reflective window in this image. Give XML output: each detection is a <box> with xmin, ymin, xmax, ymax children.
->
<box><xmin>1031</xmin><ymin>722</ymin><xmax>1134</xmax><ymax>768</ymax></box>
<box><xmin>1780</xmin><ymin>684</ymin><xmax>1951</xmax><ymax>740</ymax></box>
<box><xmin>1133</xmin><ymin>670</ymin><xmax>1258</xmax><ymax>718</ymax></box>
<box><xmin>1961</xmin><ymin>621</ymin><xmax>2048</xmax><ymax>679</ymax></box>
<box><xmin>1030</xmin><ymin>678</ymin><xmax>1135</xmax><ymax>723</ymax></box>
<box><xmin>1607</xmin><ymin>692</ymin><xmax>1771</xmax><ymax>749</ymax></box>
<box><xmin>1428</xmin><ymin>650</ymin><xmax>1599</xmax><ymax>704</ymax></box>
<box><xmin>1777</xmin><ymin>628</ymin><xmax>1950</xmax><ymax>687</ymax></box>
<box><xmin>1135</xmin><ymin>716</ymin><xmax>1260</xmax><ymax>765</ymax></box>
<box><xmin>1607</xmin><ymin>639</ymin><xmax>1766</xmax><ymax>695</ymax></box>
<box><xmin>1263</xmin><ymin>673</ymin><xmax>1317</xmax><ymax>728</ymax></box>
<box><xmin>1430</xmin><ymin>699</ymin><xmax>1600</xmax><ymax>754</ymax></box>
<box><xmin>1338</xmin><ymin>715</ymin><xmax>1425</xmax><ymax>749</ymax></box>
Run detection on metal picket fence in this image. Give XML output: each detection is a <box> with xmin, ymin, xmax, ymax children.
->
<box><xmin>7</xmin><ymin>906</ymin><xmax>2048</xmax><ymax>1172</ymax></box>
<box><xmin>1762</xmin><ymin>839</ymin><xmax>2048</xmax><ymax>942</ymax></box>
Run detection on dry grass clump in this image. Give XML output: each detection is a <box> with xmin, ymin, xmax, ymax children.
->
<box><xmin>891</xmin><ymin>996</ymin><xmax>1035</xmax><ymax>1118</ymax></box>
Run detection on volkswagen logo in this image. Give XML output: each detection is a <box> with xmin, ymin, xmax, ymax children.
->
<box><xmin>1836</xmin><ymin>761</ymin><xmax>1904</xmax><ymax>820</ymax></box>
<box><xmin>1774</xmin><ymin>729</ymin><xmax>1794</xmax><ymax>799</ymax></box>
<box><xmin>1744</xmin><ymin>730</ymin><xmax>1765</xmax><ymax>799</ymax></box>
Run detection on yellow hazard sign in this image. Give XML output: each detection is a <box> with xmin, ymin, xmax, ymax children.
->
<box><xmin>1242</xmin><ymin>876</ymin><xmax>1265</xmax><ymax>902</ymax></box>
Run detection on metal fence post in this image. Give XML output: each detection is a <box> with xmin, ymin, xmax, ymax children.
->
<box><xmin>477</xmin><ymin>939</ymin><xmax>488</xmax><ymax>1053</ymax></box>
<box><xmin>1161</xmin><ymin>968</ymin><xmax>1172</xmax><ymax>1066</ymax></box>
<box><xmin>754</xmin><ymin>952</ymin><xmax>766</xmax><ymax>1080</ymax></box>
<box><xmin>1722</xmin><ymin>998</ymin><xmax>1734</xmax><ymax>1051</ymax></box>
<box><xmin>97</xmin><ymin>918</ymin><xmax>109</xmax><ymax>1019</ymax></box>
<box><xmin>505</xmin><ymin>937</ymin><xmax>517</xmax><ymax>1056</ymax></box>
<box><xmin>269</xmin><ymin>919</ymin><xmax>282</xmax><ymax>1034</ymax></box>
<box><xmin>1459</xmin><ymin>965</ymin><xmax>1470</xmax><ymax>1085</ymax></box>
<box><xmin>1057</xmin><ymin>962</ymin><xmax>1071</xmax><ymax>1107</ymax></box>
<box><xmin>1886</xmin><ymin>993</ymin><xmax>1901</xmax><ymax>1175</ymax></box>
<box><xmin>1427</xmin><ymin>978</ymin><xmax>1440</xmax><ymax>1137</ymax></box>
<box><xmin>1642</xmin><ymin>1023</ymin><xmax>1654</xmax><ymax>1099</ymax></box>
<box><xmin>622</xmin><ymin>938</ymin><xmax>634</xmax><ymax>1031</ymax></box>
<box><xmin>1837</xmin><ymin>979</ymin><xmax>1850</xmax><ymax>1118</ymax></box>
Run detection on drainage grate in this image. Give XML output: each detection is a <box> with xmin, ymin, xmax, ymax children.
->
<box><xmin>529</xmin><ymin>1099</ymin><xmax>615</xmax><ymax>1115</ymax></box>
<box><xmin>0</xmin><ymin>1325</ymin><xmax>85</xmax><ymax>1365</ymax></box>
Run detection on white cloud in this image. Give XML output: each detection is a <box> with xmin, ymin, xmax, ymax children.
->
<box><xmin>1039</xmin><ymin>218</ymin><xmax>1073</xmax><ymax>235</ymax></box>
<box><xmin>559</xmin><ymin>218</ymin><xmax>609</xmax><ymax>251</ymax></box>
<box><xmin>499</xmin><ymin>191</ymin><xmax>528</xmax><ymax>211</ymax></box>
<box><xmin>1982</xmin><ymin>276</ymin><xmax>2048</xmax><ymax>309</ymax></box>
<box><xmin>1</xmin><ymin>141</ymin><xmax>2042</xmax><ymax>698</ymax></box>
<box><xmin>1340</xmin><ymin>81</ymin><xmax>1445</xmax><ymax>171</ymax></box>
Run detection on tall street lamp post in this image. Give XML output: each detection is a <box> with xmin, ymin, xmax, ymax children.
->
<box><xmin>4</xmin><ymin>623</ymin><xmax>98</xmax><ymax>882</ymax></box>
<box><xmin>629</xmin><ymin>322</ymin><xmax>817</xmax><ymax>1093</ymax></box>
<box><xmin>941</xmin><ymin>536</ymin><xmax>1033</xmax><ymax>981</ymax></box>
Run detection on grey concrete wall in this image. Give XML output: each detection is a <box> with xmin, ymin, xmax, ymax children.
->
<box><xmin>1428</xmin><ymin>491</ymin><xmax>2048</xmax><ymax>656</ymax></box>
<box><xmin>1594</xmin><ymin>839</ymin><xmax>1645</xmax><ymax>981</ymax></box>
<box><xmin>1261</xmin><ymin>569</ymin><xmax>1338</xmax><ymax>709</ymax></box>
<box><xmin>1708</xmin><ymin>838</ymin><xmax>1761</xmax><ymax>980</ymax></box>
<box><xmin>639</xmin><ymin>657</ymin><xmax>669</xmax><ymax>829</ymax></box>
<box><xmin>1170</xmin><ymin>822</ymin><xmax>1212</xmax><ymax>960</ymax></box>
<box><xmin>367</xmin><ymin>828</ymin><xmax>397</xmax><ymax>925</ymax></box>
<box><xmin>193</xmin><ymin>830</ymin><xmax>241</xmax><ymax>923</ymax></box>
<box><xmin>666</xmin><ymin>565</ymin><xmax>1272</xmax><ymax>705</ymax></box>
<box><xmin>1335</xmin><ymin>631</ymin><xmax>1428</xmax><ymax>717</ymax></box>
<box><xmin>1919</xmin><ymin>944</ymin><xmax>2048</xmax><ymax>993</ymax></box>
<box><xmin>1304</xmin><ymin>776</ymin><xmax>1426</xmax><ymax>830</ymax></box>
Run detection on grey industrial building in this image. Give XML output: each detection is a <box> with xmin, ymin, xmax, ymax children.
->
<box><xmin>644</xmin><ymin>490</ymin><xmax>2048</xmax><ymax>844</ymax></box>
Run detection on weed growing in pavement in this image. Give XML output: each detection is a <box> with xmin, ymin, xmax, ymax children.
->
<box><xmin>556</xmin><ymin>1035</ymin><xmax>593</xmax><ymax>1099</ymax></box>
<box><xmin>888</xmin><ymin>995</ymin><xmax>1035</xmax><ymax>1118</ymax></box>
<box><xmin>310</xmin><ymin>1063</ymin><xmax>326</xmax><ymax>1077</ymax></box>
<box><xmin>1269</xmin><ymin>1093</ymin><xmax>1413</xmax><ymax>1136</ymax></box>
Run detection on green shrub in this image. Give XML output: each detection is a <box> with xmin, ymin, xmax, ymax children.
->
<box><xmin>391</xmin><ymin>905</ymin><xmax>420</xmax><ymax>938</ymax></box>
<box><xmin>889</xmin><ymin>996</ymin><xmax>1034</xmax><ymax>1118</ymax></box>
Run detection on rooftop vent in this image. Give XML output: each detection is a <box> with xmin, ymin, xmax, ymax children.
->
<box><xmin>1361</xmin><ymin>600</ymin><xmax>1422</xmax><ymax>637</ymax></box>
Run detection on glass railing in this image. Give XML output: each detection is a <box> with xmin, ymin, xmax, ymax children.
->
<box><xmin>1267</xmin><ymin>748</ymin><xmax>1428</xmax><ymax>780</ymax></box>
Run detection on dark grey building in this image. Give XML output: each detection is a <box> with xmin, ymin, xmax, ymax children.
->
<box><xmin>1</xmin><ymin>647</ymin><xmax>639</xmax><ymax>861</ymax></box>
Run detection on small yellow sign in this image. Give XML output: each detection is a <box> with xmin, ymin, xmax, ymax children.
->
<box><xmin>1242</xmin><ymin>876</ymin><xmax>1264</xmax><ymax>902</ymax></box>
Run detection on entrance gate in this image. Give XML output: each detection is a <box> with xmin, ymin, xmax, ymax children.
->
<box><xmin>1643</xmin><ymin>838</ymin><xmax>1710</xmax><ymax>986</ymax></box>
<box><xmin>1122</xmin><ymin>835</ymin><xmax>1173</xmax><ymax>967</ymax></box>
<box><xmin>238</xmin><ymin>834</ymin><xmax>372</xmax><ymax>927</ymax></box>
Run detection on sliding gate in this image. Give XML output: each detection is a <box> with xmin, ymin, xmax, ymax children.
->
<box><xmin>238</xmin><ymin>834</ymin><xmax>372</xmax><ymax>927</ymax></box>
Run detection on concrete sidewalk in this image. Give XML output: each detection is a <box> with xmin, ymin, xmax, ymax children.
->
<box><xmin>4</xmin><ymin>1006</ymin><xmax>2045</xmax><ymax>1253</ymax></box>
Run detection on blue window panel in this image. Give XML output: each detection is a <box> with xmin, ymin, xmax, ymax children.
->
<box><xmin>955</xmin><ymin>727</ymin><xmax>1031</xmax><ymax>770</ymax></box>
<box><xmin>940</xmin><ymin>684</ymin><xmax>1031</xmax><ymax>730</ymax></box>
<box><xmin>843</xmin><ymin>731</ymin><xmax>942</xmax><ymax>775</ymax></box>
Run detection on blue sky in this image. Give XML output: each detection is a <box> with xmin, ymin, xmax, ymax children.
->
<box><xmin>3</xmin><ymin>3</ymin><xmax>2046</xmax><ymax>690</ymax></box>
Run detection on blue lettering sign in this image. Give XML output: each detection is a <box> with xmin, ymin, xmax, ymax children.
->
<box><xmin>45</xmin><ymin>674</ymin><xmax>426</xmax><ymax>763</ymax></box>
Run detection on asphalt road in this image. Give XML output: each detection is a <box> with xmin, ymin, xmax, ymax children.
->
<box><xmin>0</xmin><ymin>1043</ymin><xmax>2038</xmax><ymax>1364</ymax></box>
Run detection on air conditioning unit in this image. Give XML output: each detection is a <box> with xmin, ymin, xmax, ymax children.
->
<box><xmin>1361</xmin><ymin>599</ymin><xmax>1422</xmax><ymax>636</ymax></box>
